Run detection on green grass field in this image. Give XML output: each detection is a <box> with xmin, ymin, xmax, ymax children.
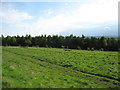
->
<box><xmin>2</xmin><ymin>47</ymin><xmax>120</xmax><ymax>88</ymax></box>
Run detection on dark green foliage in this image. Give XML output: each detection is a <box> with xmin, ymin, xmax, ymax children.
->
<box><xmin>1</xmin><ymin>34</ymin><xmax>119</xmax><ymax>51</ymax></box>
<box><xmin>24</xmin><ymin>39</ymin><xmax>32</xmax><ymax>46</ymax></box>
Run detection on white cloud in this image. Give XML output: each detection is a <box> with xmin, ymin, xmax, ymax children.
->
<box><xmin>1</xmin><ymin>4</ymin><xmax>33</xmax><ymax>24</ymax></box>
<box><xmin>73</xmin><ymin>0</ymin><xmax>117</xmax><ymax>23</ymax></box>
<box><xmin>65</xmin><ymin>3</ymin><xmax>68</xmax><ymax>6</ymax></box>
<box><xmin>47</xmin><ymin>8</ymin><xmax>53</xmax><ymax>15</ymax></box>
<box><xmin>0</xmin><ymin>12</ymin><xmax>4</xmax><ymax>17</ymax></box>
<box><xmin>1</xmin><ymin>0</ymin><xmax>118</xmax><ymax>36</ymax></box>
<box><xmin>1</xmin><ymin>4</ymin><xmax>33</xmax><ymax>35</ymax></box>
<box><xmin>104</xmin><ymin>26</ymin><xmax>111</xmax><ymax>29</ymax></box>
<box><xmin>28</xmin><ymin>14</ymin><xmax>68</xmax><ymax>35</ymax></box>
<box><xmin>32</xmin><ymin>0</ymin><xmax>118</xmax><ymax>35</ymax></box>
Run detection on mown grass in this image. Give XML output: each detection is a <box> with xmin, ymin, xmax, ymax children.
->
<box><xmin>2</xmin><ymin>46</ymin><xmax>120</xmax><ymax>88</ymax></box>
<box><xmin>3</xmin><ymin>47</ymin><xmax>119</xmax><ymax>79</ymax></box>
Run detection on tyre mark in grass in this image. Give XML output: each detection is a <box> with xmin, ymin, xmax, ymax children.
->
<box><xmin>4</xmin><ymin>49</ymin><xmax>120</xmax><ymax>84</ymax></box>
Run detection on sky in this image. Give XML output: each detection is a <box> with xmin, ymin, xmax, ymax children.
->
<box><xmin>0</xmin><ymin>0</ymin><xmax>119</xmax><ymax>37</ymax></box>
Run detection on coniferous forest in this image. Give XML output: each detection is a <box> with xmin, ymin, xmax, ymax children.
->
<box><xmin>1</xmin><ymin>34</ymin><xmax>119</xmax><ymax>51</ymax></box>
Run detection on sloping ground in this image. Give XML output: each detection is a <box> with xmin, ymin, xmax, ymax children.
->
<box><xmin>2</xmin><ymin>47</ymin><xmax>120</xmax><ymax>88</ymax></box>
<box><xmin>3</xmin><ymin>47</ymin><xmax>119</xmax><ymax>80</ymax></box>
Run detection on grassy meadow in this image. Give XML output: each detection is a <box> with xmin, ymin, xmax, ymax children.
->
<box><xmin>2</xmin><ymin>46</ymin><xmax>120</xmax><ymax>88</ymax></box>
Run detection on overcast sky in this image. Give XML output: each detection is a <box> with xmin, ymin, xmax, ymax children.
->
<box><xmin>0</xmin><ymin>0</ymin><xmax>119</xmax><ymax>36</ymax></box>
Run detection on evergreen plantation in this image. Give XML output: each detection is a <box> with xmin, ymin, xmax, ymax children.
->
<box><xmin>1</xmin><ymin>34</ymin><xmax>119</xmax><ymax>51</ymax></box>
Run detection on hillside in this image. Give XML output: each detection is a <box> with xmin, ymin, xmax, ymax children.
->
<box><xmin>2</xmin><ymin>47</ymin><xmax>120</xmax><ymax>88</ymax></box>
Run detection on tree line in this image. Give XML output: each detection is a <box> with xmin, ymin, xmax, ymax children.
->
<box><xmin>1</xmin><ymin>34</ymin><xmax>119</xmax><ymax>51</ymax></box>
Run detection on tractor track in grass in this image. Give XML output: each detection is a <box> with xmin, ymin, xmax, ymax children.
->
<box><xmin>4</xmin><ymin>49</ymin><xmax>120</xmax><ymax>83</ymax></box>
